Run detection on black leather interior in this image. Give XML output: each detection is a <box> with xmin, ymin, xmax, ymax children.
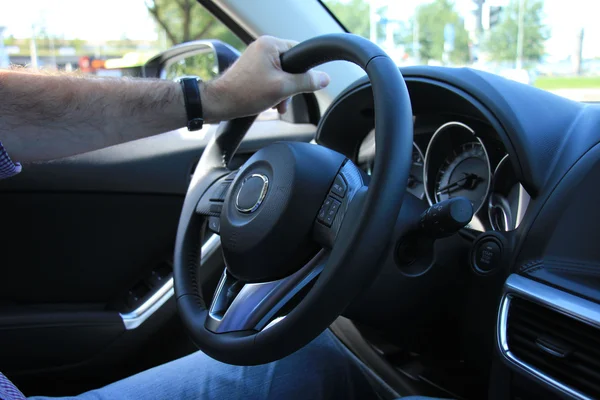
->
<box><xmin>518</xmin><ymin>142</ymin><xmax>600</xmax><ymax>304</ymax></box>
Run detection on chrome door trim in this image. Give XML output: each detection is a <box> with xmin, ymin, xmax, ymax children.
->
<box><xmin>120</xmin><ymin>234</ymin><xmax>221</xmax><ymax>330</ymax></box>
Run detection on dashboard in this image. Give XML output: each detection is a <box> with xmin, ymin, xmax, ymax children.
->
<box><xmin>316</xmin><ymin>67</ymin><xmax>600</xmax><ymax>400</ymax></box>
<box><xmin>357</xmin><ymin>115</ymin><xmax>530</xmax><ymax>232</ymax></box>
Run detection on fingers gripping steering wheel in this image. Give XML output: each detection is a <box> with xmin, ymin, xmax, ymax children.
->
<box><xmin>173</xmin><ymin>33</ymin><xmax>413</xmax><ymax>365</ymax></box>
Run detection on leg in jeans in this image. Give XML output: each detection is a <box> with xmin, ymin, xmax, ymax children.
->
<box><xmin>29</xmin><ymin>330</ymin><xmax>376</xmax><ymax>400</ymax></box>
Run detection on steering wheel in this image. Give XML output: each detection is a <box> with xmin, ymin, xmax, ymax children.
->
<box><xmin>173</xmin><ymin>33</ymin><xmax>413</xmax><ymax>365</ymax></box>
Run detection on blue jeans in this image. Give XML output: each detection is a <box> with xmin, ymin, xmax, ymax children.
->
<box><xmin>30</xmin><ymin>330</ymin><xmax>376</xmax><ymax>400</ymax></box>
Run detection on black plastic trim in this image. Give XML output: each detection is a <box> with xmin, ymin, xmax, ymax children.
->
<box><xmin>316</xmin><ymin>0</ymin><xmax>351</xmax><ymax>33</ymax></box>
<box><xmin>196</xmin><ymin>0</ymin><xmax>254</xmax><ymax>44</ymax></box>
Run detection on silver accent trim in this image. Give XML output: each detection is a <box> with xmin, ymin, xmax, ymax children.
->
<box><xmin>489</xmin><ymin>154</ymin><xmax>511</xmax><ymax>231</ymax></box>
<box><xmin>263</xmin><ymin>315</ymin><xmax>285</xmax><ymax>331</ymax></box>
<box><xmin>207</xmin><ymin>251</ymin><xmax>327</xmax><ymax>333</ymax></box>
<box><xmin>413</xmin><ymin>141</ymin><xmax>425</xmax><ymax>168</ymax></box>
<box><xmin>515</xmin><ymin>182</ymin><xmax>531</xmax><ymax>228</ymax></box>
<box><xmin>120</xmin><ymin>234</ymin><xmax>221</xmax><ymax>330</ymax></box>
<box><xmin>423</xmin><ymin>121</ymin><xmax>492</xmax><ymax>216</ymax></box>
<box><xmin>493</xmin><ymin>154</ymin><xmax>510</xmax><ymax>184</ymax></box>
<box><xmin>235</xmin><ymin>173</ymin><xmax>269</xmax><ymax>213</ymax></box>
<box><xmin>208</xmin><ymin>271</ymin><xmax>230</xmax><ymax>322</ymax></box>
<box><xmin>498</xmin><ymin>274</ymin><xmax>600</xmax><ymax>400</ymax></box>
<box><xmin>488</xmin><ymin>154</ymin><xmax>531</xmax><ymax>231</ymax></box>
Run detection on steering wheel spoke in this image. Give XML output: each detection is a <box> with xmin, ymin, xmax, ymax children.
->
<box><xmin>194</xmin><ymin>170</ymin><xmax>239</xmax><ymax>233</ymax></box>
<box><xmin>205</xmin><ymin>250</ymin><xmax>328</xmax><ymax>333</ymax></box>
<box><xmin>312</xmin><ymin>160</ymin><xmax>367</xmax><ymax>248</ymax></box>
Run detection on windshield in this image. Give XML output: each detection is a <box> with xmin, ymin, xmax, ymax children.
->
<box><xmin>322</xmin><ymin>0</ymin><xmax>599</xmax><ymax>101</ymax></box>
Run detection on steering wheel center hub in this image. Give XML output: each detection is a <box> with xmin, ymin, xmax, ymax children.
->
<box><xmin>219</xmin><ymin>142</ymin><xmax>345</xmax><ymax>283</ymax></box>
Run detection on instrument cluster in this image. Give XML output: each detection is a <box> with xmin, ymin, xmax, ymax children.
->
<box><xmin>358</xmin><ymin>120</ymin><xmax>530</xmax><ymax>232</ymax></box>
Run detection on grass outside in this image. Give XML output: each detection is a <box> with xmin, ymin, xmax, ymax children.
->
<box><xmin>535</xmin><ymin>76</ymin><xmax>600</xmax><ymax>90</ymax></box>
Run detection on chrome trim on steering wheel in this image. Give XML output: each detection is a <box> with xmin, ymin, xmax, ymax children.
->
<box><xmin>120</xmin><ymin>234</ymin><xmax>221</xmax><ymax>330</ymax></box>
<box><xmin>206</xmin><ymin>250</ymin><xmax>327</xmax><ymax>333</ymax></box>
<box><xmin>235</xmin><ymin>173</ymin><xmax>269</xmax><ymax>213</ymax></box>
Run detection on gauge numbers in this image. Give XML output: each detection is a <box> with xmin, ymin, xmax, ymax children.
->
<box><xmin>424</xmin><ymin>122</ymin><xmax>492</xmax><ymax>218</ymax></box>
<box><xmin>434</xmin><ymin>141</ymin><xmax>490</xmax><ymax>212</ymax></box>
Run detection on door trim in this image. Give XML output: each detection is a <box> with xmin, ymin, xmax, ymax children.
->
<box><xmin>120</xmin><ymin>234</ymin><xmax>221</xmax><ymax>330</ymax></box>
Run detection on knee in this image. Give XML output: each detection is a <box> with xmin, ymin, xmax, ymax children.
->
<box><xmin>271</xmin><ymin>330</ymin><xmax>374</xmax><ymax>399</ymax></box>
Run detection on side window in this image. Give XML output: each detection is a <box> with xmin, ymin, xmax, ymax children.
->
<box><xmin>0</xmin><ymin>0</ymin><xmax>245</xmax><ymax>78</ymax></box>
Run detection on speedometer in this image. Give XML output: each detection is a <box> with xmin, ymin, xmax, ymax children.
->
<box><xmin>424</xmin><ymin>122</ymin><xmax>491</xmax><ymax>215</ymax></box>
<box><xmin>435</xmin><ymin>141</ymin><xmax>489</xmax><ymax>210</ymax></box>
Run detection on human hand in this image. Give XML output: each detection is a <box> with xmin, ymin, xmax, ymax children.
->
<box><xmin>201</xmin><ymin>36</ymin><xmax>330</xmax><ymax>122</ymax></box>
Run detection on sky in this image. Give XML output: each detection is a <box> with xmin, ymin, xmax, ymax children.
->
<box><xmin>0</xmin><ymin>0</ymin><xmax>598</xmax><ymax>59</ymax></box>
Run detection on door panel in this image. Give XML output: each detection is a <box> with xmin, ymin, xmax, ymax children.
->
<box><xmin>0</xmin><ymin>309</ymin><xmax>123</xmax><ymax>372</ymax></box>
<box><xmin>0</xmin><ymin>193</ymin><xmax>181</xmax><ymax>303</ymax></box>
<box><xmin>0</xmin><ymin>121</ymin><xmax>316</xmax><ymax>385</ymax></box>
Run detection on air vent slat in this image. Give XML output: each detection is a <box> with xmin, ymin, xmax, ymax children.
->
<box><xmin>572</xmin><ymin>361</ymin><xmax>600</xmax><ymax>383</ymax></box>
<box><xmin>507</xmin><ymin>296</ymin><xmax>600</xmax><ymax>399</ymax></box>
<box><xmin>508</xmin><ymin>332</ymin><xmax>600</xmax><ymax>383</ymax></box>
<box><xmin>510</xmin><ymin>310</ymin><xmax>600</xmax><ymax>352</ymax></box>
<box><xmin>512</xmin><ymin>346</ymin><xmax>600</xmax><ymax>396</ymax></box>
<box><xmin>509</xmin><ymin>315</ymin><xmax>600</xmax><ymax>360</ymax></box>
<box><xmin>511</xmin><ymin>301</ymin><xmax>600</xmax><ymax>347</ymax></box>
<box><xmin>574</xmin><ymin>351</ymin><xmax>600</xmax><ymax>371</ymax></box>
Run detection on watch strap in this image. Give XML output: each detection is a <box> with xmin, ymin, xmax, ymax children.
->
<box><xmin>180</xmin><ymin>77</ymin><xmax>204</xmax><ymax>131</ymax></box>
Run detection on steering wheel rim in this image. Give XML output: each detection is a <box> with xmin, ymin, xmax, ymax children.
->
<box><xmin>173</xmin><ymin>33</ymin><xmax>413</xmax><ymax>365</ymax></box>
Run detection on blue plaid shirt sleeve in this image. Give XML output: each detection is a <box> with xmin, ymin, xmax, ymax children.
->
<box><xmin>0</xmin><ymin>140</ymin><xmax>22</xmax><ymax>180</ymax></box>
<box><xmin>0</xmin><ymin>144</ymin><xmax>25</xmax><ymax>397</ymax></box>
<box><xmin>0</xmin><ymin>372</ymin><xmax>26</xmax><ymax>400</ymax></box>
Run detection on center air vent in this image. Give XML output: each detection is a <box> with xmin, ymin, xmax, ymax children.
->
<box><xmin>506</xmin><ymin>296</ymin><xmax>600</xmax><ymax>399</ymax></box>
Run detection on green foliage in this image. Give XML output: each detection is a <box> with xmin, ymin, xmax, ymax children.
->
<box><xmin>535</xmin><ymin>76</ymin><xmax>600</xmax><ymax>90</ymax></box>
<box><xmin>408</xmin><ymin>0</ymin><xmax>470</xmax><ymax>64</ymax></box>
<box><xmin>3</xmin><ymin>35</ymin><xmax>16</xmax><ymax>46</ymax></box>
<box><xmin>483</xmin><ymin>0</ymin><xmax>548</xmax><ymax>62</ymax></box>
<box><xmin>324</xmin><ymin>0</ymin><xmax>370</xmax><ymax>37</ymax></box>
<box><xmin>71</xmin><ymin>38</ymin><xmax>86</xmax><ymax>53</ymax></box>
<box><xmin>164</xmin><ymin>52</ymin><xmax>218</xmax><ymax>81</ymax></box>
<box><xmin>323</xmin><ymin>0</ymin><xmax>387</xmax><ymax>39</ymax></box>
<box><xmin>145</xmin><ymin>0</ymin><xmax>245</xmax><ymax>50</ymax></box>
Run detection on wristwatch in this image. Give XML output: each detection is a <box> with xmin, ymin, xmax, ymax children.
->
<box><xmin>178</xmin><ymin>76</ymin><xmax>204</xmax><ymax>131</ymax></box>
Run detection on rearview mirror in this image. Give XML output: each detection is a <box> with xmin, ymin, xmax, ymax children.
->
<box><xmin>143</xmin><ymin>40</ymin><xmax>240</xmax><ymax>80</ymax></box>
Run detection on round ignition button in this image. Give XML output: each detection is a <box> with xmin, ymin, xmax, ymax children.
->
<box><xmin>473</xmin><ymin>239</ymin><xmax>502</xmax><ymax>273</ymax></box>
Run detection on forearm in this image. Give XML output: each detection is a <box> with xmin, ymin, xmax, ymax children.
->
<box><xmin>0</xmin><ymin>70</ymin><xmax>216</xmax><ymax>162</ymax></box>
<box><xmin>0</xmin><ymin>37</ymin><xmax>330</xmax><ymax>164</ymax></box>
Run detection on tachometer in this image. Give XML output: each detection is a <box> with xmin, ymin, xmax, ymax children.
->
<box><xmin>358</xmin><ymin>129</ymin><xmax>425</xmax><ymax>200</ymax></box>
<box><xmin>407</xmin><ymin>143</ymin><xmax>425</xmax><ymax>199</ymax></box>
<box><xmin>424</xmin><ymin>122</ymin><xmax>491</xmax><ymax>215</ymax></box>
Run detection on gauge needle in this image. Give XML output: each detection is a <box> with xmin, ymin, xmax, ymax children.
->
<box><xmin>437</xmin><ymin>173</ymin><xmax>480</xmax><ymax>195</ymax></box>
